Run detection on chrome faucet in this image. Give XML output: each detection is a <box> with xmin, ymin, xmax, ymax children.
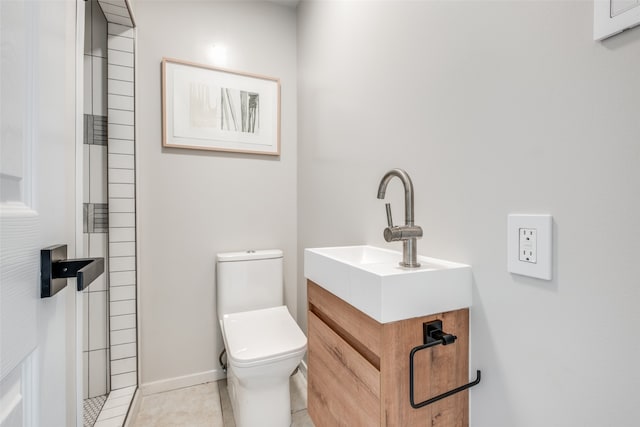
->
<box><xmin>377</xmin><ymin>169</ymin><xmax>423</xmax><ymax>268</ymax></box>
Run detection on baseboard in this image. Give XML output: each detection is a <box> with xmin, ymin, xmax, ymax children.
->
<box><xmin>299</xmin><ymin>359</ymin><xmax>308</xmax><ymax>379</ymax></box>
<box><xmin>140</xmin><ymin>369</ymin><xmax>226</xmax><ymax>396</ymax></box>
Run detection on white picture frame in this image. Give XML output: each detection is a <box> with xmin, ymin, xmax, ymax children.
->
<box><xmin>594</xmin><ymin>0</ymin><xmax>640</xmax><ymax>40</ymax></box>
<box><xmin>162</xmin><ymin>57</ymin><xmax>281</xmax><ymax>155</ymax></box>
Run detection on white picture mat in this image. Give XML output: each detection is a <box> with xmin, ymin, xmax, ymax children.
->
<box><xmin>594</xmin><ymin>0</ymin><xmax>640</xmax><ymax>40</ymax></box>
<box><xmin>162</xmin><ymin>58</ymin><xmax>280</xmax><ymax>155</ymax></box>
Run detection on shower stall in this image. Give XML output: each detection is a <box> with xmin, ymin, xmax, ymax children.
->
<box><xmin>81</xmin><ymin>1</ymin><xmax>137</xmax><ymax>426</ymax></box>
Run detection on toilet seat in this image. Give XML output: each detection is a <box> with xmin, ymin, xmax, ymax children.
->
<box><xmin>223</xmin><ymin>306</ymin><xmax>307</xmax><ymax>368</ymax></box>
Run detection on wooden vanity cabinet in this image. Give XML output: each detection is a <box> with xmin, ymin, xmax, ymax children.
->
<box><xmin>307</xmin><ymin>280</ymin><xmax>469</xmax><ymax>427</ymax></box>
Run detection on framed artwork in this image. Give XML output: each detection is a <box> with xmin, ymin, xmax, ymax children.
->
<box><xmin>594</xmin><ymin>0</ymin><xmax>640</xmax><ymax>40</ymax></box>
<box><xmin>162</xmin><ymin>57</ymin><xmax>280</xmax><ymax>155</ymax></box>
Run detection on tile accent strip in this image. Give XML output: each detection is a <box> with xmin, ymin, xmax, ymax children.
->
<box><xmin>84</xmin><ymin>114</ymin><xmax>108</xmax><ymax>146</ymax></box>
<box><xmin>84</xmin><ymin>203</ymin><xmax>109</xmax><ymax>233</ymax></box>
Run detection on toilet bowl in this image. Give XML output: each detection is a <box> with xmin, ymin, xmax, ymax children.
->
<box><xmin>221</xmin><ymin>306</ymin><xmax>307</xmax><ymax>427</ymax></box>
<box><xmin>216</xmin><ymin>250</ymin><xmax>307</xmax><ymax>427</ymax></box>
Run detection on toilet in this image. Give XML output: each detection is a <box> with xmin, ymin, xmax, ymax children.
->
<box><xmin>216</xmin><ymin>249</ymin><xmax>307</xmax><ymax>427</ymax></box>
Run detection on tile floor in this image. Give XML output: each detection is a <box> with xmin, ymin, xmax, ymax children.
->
<box><xmin>83</xmin><ymin>395</ymin><xmax>107</xmax><ymax>427</ymax></box>
<box><xmin>92</xmin><ymin>386</ymin><xmax>137</xmax><ymax>427</ymax></box>
<box><xmin>131</xmin><ymin>371</ymin><xmax>314</xmax><ymax>427</ymax></box>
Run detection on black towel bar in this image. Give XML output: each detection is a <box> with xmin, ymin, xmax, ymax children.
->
<box><xmin>409</xmin><ymin>320</ymin><xmax>482</xmax><ymax>409</ymax></box>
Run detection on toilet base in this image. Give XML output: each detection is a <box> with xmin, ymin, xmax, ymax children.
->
<box><xmin>227</xmin><ymin>364</ymin><xmax>292</xmax><ymax>427</ymax></box>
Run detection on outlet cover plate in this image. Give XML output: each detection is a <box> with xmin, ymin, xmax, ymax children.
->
<box><xmin>508</xmin><ymin>214</ymin><xmax>552</xmax><ymax>280</ymax></box>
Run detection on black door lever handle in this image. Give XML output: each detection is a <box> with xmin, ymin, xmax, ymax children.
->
<box><xmin>41</xmin><ymin>244</ymin><xmax>105</xmax><ymax>298</ymax></box>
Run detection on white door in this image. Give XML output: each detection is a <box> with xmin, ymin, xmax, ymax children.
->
<box><xmin>1</xmin><ymin>1</ymin><xmax>81</xmax><ymax>426</ymax></box>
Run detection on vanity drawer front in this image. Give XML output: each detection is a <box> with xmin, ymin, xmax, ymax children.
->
<box><xmin>308</xmin><ymin>311</ymin><xmax>380</xmax><ymax>427</ymax></box>
<box><xmin>308</xmin><ymin>280</ymin><xmax>381</xmax><ymax>365</ymax></box>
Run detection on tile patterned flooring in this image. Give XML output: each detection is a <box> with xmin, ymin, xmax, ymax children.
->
<box><xmin>83</xmin><ymin>395</ymin><xmax>107</xmax><ymax>427</ymax></box>
<box><xmin>131</xmin><ymin>372</ymin><xmax>314</xmax><ymax>427</ymax></box>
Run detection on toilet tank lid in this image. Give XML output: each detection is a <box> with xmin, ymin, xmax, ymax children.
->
<box><xmin>217</xmin><ymin>249</ymin><xmax>283</xmax><ymax>262</ymax></box>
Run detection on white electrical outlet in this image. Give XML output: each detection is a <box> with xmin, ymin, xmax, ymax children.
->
<box><xmin>508</xmin><ymin>215</ymin><xmax>552</xmax><ymax>280</ymax></box>
<box><xmin>519</xmin><ymin>228</ymin><xmax>537</xmax><ymax>263</ymax></box>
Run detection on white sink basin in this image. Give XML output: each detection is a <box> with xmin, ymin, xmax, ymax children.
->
<box><xmin>304</xmin><ymin>245</ymin><xmax>472</xmax><ymax>323</ymax></box>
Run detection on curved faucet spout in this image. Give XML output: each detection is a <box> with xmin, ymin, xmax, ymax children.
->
<box><xmin>377</xmin><ymin>168</ymin><xmax>415</xmax><ymax>226</ymax></box>
<box><xmin>376</xmin><ymin>168</ymin><xmax>422</xmax><ymax>268</ymax></box>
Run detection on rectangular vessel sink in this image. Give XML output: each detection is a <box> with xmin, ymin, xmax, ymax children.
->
<box><xmin>304</xmin><ymin>245</ymin><xmax>472</xmax><ymax>323</ymax></box>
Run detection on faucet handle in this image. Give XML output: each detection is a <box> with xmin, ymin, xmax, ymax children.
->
<box><xmin>383</xmin><ymin>225</ymin><xmax>423</xmax><ymax>242</ymax></box>
<box><xmin>385</xmin><ymin>203</ymin><xmax>394</xmax><ymax>227</ymax></box>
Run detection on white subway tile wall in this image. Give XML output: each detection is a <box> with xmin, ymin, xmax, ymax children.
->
<box><xmin>89</xmin><ymin>292</ymin><xmax>108</xmax><ymax>351</ymax></box>
<box><xmin>110</xmin><ymin>285</ymin><xmax>135</xmax><ymax>301</ymax></box>
<box><xmin>107</xmin><ymin>9</ymin><xmax>137</xmax><ymax>399</ymax></box>
<box><xmin>109</xmin><ymin>49</ymin><xmax>134</xmax><ymax>67</ymax></box>
<box><xmin>110</xmin><ymin>300</ymin><xmax>136</xmax><ymax>317</ymax></box>
<box><xmin>93</xmin><ymin>56</ymin><xmax>108</xmax><ymax>115</ymax></box>
<box><xmin>83</xmin><ymin>352</ymin><xmax>89</xmax><ymax>399</ymax></box>
<box><xmin>83</xmin><ymin>293</ymin><xmax>90</xmax><ymax>352</ymax></box>
<box><xmin>111</xmin><ymin>372</ymin><xmax>137</xmax><ymax>390</ymax></box>
<box><xmin>84</xmin><ymin>2</ymin><xmax>137</xmax><ymax>425</ymax></box>
<box><xmin>109</xmin><ymin>212</ymin><xmax>135</xmax><ymax>227</ymax></box>
<box><xmin>108</xmin><ymin>64</ymin><xmax>134</xmax><ymax>82</ymax></box>
<box><xmin>108</xmin><ymin>140</ymin><xmax>135</xmax><ymax>156</ymax></box>
<box><xmin>84</xmin><ymin>0</ymin><xmax>110</xmax><ymax>400</ymax></box>
<box><xmin>109</xmin><ymin>242</ymin><xmax>135</xmax><ymax>257</ymax></box>
<box><xmin>111</xmin><ymin>328</ymin><xmax>136</xmax><ymax>346</ymax></box>
<box><xmin>83</xmin><ymin>145</ymin><xmax>91</xmax><ymax>203</ymax></box>
<box><xmin>89</xmin><ymin>349</ymin><xmax>109</xmax><ymax>398</ymax></box>
<box><xmin>110</xmin><ymin>270</ymin><xmax>136</xmax><ymax>286</ymax></box>
<box><xmin>109</xmin><ymin>109</ymin><xmax>135</xmax><ymax>126</ymax></box>
<box><xmin>110</xmin><ymin>183</ymin><xmax>135</xmax><ymax>200</ymax></box>
<box><xmin>91</xmin><ymin>2</ymin><xmax>107</xmax><ymax>57</ymax></box>
<box><xmin>108</xmin><ymin>123</ymin><xmax>135</xmax><ymax>139</ymax></box>
<box><xmin>89</xmin><ymin>146</ymin><xmax>108</xmax><ymax>203</ymax></box>
<box><xmin>108</xmin><ymin>93</ymin><xmax>135</xmax><ymax>111</ymax></box>
<box><xmin>109</xmin><ymin>257</ymin><xmax>136</xmax><ymax>273</ymax></box>
<box><xmin>111</xmin><ymin>343</ymin><xmax>136</xmax><ymax>361</ymax></box>
<box><xmin>110</xmin><ymin>314</ymin><xmax>136</xmax><ymax>331</ymax></box>
<box><xmin>89</xmin><ymin>232</ymin><xmax>107</xmax><ymax>258</ymax></box>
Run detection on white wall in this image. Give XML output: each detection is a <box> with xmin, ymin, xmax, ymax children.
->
<box><xmin>135</xmin><ymin>1</ymin><xmax>297</xmax><ymax>388</ymax></box>
<box><xmin>297</xmin><ymin>1</ymin><xmax>640</xmax><ymax>426</ymax></box>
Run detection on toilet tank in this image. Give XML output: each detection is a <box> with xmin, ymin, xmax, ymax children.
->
<box><xmin>216</xmin><ymin>249</ymin><xmax>284</xmax><ymax>319</ymax></box>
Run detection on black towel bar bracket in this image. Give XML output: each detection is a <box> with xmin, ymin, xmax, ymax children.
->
<box><xmin>409</xmin><ymin>320</ymin><xmax>482</xmax><ymax>409</ymax></box>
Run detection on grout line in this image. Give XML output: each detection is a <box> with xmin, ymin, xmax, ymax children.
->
<box><xmin>108</xmin><ymin>63</ymin><xmax>134</xmax><ymax>70</ymax></box>
<box><xmin>99</xmin><ymin>0</ymin><xmax>129</xmax><ymax>9</ymax></box>
<box><xmin>108</xmin><ymin>33</ymin><xmax>134</xmax><ymax>40</ymax></box>
<box><xmin>111</xmin><ymin>368</ymin><xmax>137</xmax><ymax>375</ymax></box>
<box><xmin>107</xmin><ymin>48</ymin><xmax>134</xmax><ymax>55</ymax></box>
<box><xmin>107</xmin><ymin>46</ymin><xmax>134</xmax><ymax>55</ymax></box>
<box><xmin>108</xmin><ymin>77</ymin><xmax>134</xmax><ymax>84</ymax></box>
<box><xmin>104</xmin><ymin>10</ymin><xmax>131</xmax><ymax>20</ymax></box>
<box><xmin>106</xmin><ymin>93</ymin><xmax>134</xmax><ymax>98</ymax></box>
